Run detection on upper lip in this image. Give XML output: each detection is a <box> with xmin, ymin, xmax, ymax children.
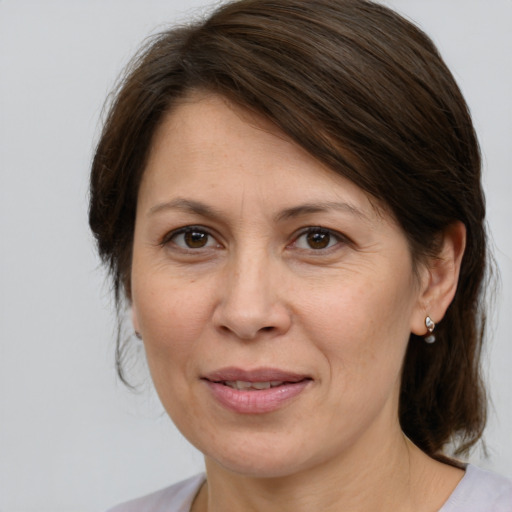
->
<box><xmin>202</xmin><ymin>367</ymin><xmax>311</xmax><ymax>383</ymax></box>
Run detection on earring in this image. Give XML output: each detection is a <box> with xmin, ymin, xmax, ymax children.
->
<box><xmin>424</xmin><ymin>316</ymin><xmax>435</xmax><ymax>344</ymax></box>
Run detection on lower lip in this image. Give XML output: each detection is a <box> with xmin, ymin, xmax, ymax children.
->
<box><xmin>204</xmin><ymin>380</ymin><xmax>311</xmax><ymax>414</ymax></box>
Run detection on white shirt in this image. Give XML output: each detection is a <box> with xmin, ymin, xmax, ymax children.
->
<box><xmin>107</xmin><ymin>464</ymin><xmax>512</xmax><ymax>512</ymax></box>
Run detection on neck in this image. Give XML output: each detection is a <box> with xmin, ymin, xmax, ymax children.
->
<box><xmin>193</xmin><ymin>422</ymin><xmax>462</xmax><ymax>512</ymax></box>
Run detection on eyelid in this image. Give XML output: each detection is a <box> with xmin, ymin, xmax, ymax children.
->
<box><xmin>160</xmin><ymin>225</ymin><xmax>222</xmax><ymax>249</ymax></box>
<box><xmin>158</xmin><ymin>224</ymin><xmax>350</xmax><ymax>252</ymax></box>
<box><xmin>290</xmin><ymin>226</ymin><xmax>351</xmax><ymax>251</ymax></box>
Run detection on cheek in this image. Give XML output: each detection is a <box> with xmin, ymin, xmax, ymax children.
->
<box><xmin>299</xmin><ymin>271</ymin><xmax>416</xmax><ymax>385</ymax></box>
<box><xmin>132</xmin><ymin>279</ymin><xmax>213</xmax><ymax>423</ymax></box>
<box><xmin>134</xmin><ymin>271</ymin><xmax>210</xmax><ymax>331</ymax></box>
<box><xmin>132</xmin><ymin>275</ymin><xmax>214</xmax><ymax>376</ymax></box>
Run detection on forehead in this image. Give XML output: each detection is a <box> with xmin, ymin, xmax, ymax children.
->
<box><xmin>139</xmin><ymin>92</ymin><xmax>385</xmax><ymax>223</ymax></box>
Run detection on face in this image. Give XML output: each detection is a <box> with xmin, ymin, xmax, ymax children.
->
<box><xmin>131</xmin><ymin>93</ymin><xmax>428</xmax><ymax>478</ymax></box>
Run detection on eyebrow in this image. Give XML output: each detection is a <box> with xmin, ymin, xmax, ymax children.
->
<box><xmin>148</xmin><ymin>198</ymin><xmax>369</xmax><ymax>223</ymax></box>
<box><xmin>275</xmin><ymin>201</ymin><xmax>369</xmax><ymax>223</ymax></box>
<box><xmin>148</xmin><ymin>198</ymin><xmax>225</xmax><ymax>221</ymax></box>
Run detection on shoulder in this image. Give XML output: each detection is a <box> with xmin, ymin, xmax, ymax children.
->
<box><xmin>106</xmin><ymin>474</ymin><xmax>206</xmax><ymax>512</ymax></box>
<box><xmin>440</xmin><ymin>464</ymin><xmax>512</xmax><ymax>512</ymax></box>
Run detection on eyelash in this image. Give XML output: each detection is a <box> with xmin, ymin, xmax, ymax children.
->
<box><xmin>160</xmin><ymin>225</ymin><xmax>349</xmax><ymax>252</ymax></box>
<box><xmin>291</xmin><ymin>227</ymin><xmax>348</xmax><ymax>252</ymax></box>
<box><xmin>160</xmin><ymin>225</ymin><xmax>221</xmax><ymax>251</ymax></box>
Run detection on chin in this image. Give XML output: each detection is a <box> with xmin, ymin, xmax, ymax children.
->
<box><xmin>210</xmin><ymin>454</ymin><xmax>310</xmax><ymax>479</ymax></box>
<box><xmin>200</xmin><ymin>432</ymin><xmax>324</xmax><ymax>479</ymax></box>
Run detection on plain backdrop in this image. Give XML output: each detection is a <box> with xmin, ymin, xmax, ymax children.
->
<box><xmin>1</xmin><ymin>1</ymin><xmax>511</xmax><ymax>511</ymax></box>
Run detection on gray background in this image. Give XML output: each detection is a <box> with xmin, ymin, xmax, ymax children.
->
<box><xmin>1</xmin><ymin>1</ymin><xmax>511</xmax><ymax>510</ymax></box>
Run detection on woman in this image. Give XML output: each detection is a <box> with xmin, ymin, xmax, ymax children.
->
<box><xmin>89</xmin><ymin>0</ymin><xmax>512</xmax><ymax>510</ymax></box>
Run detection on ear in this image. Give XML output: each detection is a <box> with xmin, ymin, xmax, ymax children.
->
<box><xmin>411</xmin><ymin>221</ymin><xmax>466</xmax><ymax>336</ymax></box>
<box><xmin>131</xmin><ymin>305</ymin><xmax>140</xmax><ymax>334</ymax></box>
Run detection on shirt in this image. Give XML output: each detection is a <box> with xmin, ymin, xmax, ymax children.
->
<box><xmin>107</xmin><ymin>464</ymin><xmax>512</xmax><ymax>511</ymax></box>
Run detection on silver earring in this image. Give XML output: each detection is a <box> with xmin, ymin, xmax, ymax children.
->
<box><xmin>424</xmin><ymin>316</ymin><xmax>435</xmax><ymax>344</ymax></box>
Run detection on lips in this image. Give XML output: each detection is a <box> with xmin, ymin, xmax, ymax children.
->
<box><xmin>223</xmin><ymin>380</ymin><xmax>287</xmax><ymax>390</ymax></box>
<box><xmin>202</xmin><ymin>367</ymin><xmax>312</xmax><ymax>414</ymax></box>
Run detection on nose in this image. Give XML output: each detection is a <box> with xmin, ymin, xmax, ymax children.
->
<box><xmin>212</xmin><ymin>250</ymin><xmax>292</xmax><ymax>340</ymax></box>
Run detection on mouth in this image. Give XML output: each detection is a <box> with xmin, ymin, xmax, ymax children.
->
<box><xmin>202</xmin><ymin>367</ymin><xmax>312</xmax><ymax>414</ymax></box>
<box><xmin>203</xmin><ymin>367</ymin><xmax>310</xmax><ymax>387</ymax></box>
<box><xmin>219</xmin><ymin>380</ymin><xmax>295</xmax><ymax>390</ymax></box>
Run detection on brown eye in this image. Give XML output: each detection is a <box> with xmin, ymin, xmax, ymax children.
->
<box><xmin>168</xmin><ymin>227</ymin><xmax>218</xmax><ymax>249</ymax></box>
<box><xmin>306</xmin><ymin>230</ymin><xmax>331</xmax><ymax>249</ymax></box>
<box><xmin>184</xmin><ymin>230</ymin><xmax>209</xmax><ymax>248</ymax></box>
<box><xmin>294</xmin><ymin>228</ymin><xmax>341</xmax><ymax>250</ymax></box>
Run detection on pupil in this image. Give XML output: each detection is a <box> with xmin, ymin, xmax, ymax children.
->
<box><xmin>185</xmin><ymin>230</ymin><xmax>207</xmax><ymax>248</ymax></box>
<box><xmin>307</xmin><ymin>231</ymin><xmax>330</xmax><ymax>249</ymax></box>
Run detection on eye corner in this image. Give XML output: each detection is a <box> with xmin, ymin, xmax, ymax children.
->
<box><xmin>290</xmin><ymin>226</ymin><xmax>351</xmax><ymax>252</ymax></box>
<box><xmin>160</xmin><ymin>225</ymin><xmax>223</xmax><ymax>252</ymax></box>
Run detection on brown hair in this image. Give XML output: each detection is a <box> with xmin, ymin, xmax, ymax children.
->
<box><xmin>89</xmin><ymin>0</ymin><xmax>488</xmax><ymax>459</ymax></box>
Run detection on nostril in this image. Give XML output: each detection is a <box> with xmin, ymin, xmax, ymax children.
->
<box><xmin>213</xmin><ymin>304</ymin><xmax>292</xmax><ymax>339</ymax></box>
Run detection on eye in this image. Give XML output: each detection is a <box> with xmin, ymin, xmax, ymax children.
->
<box><xmin>293</xmin><ymin>227</ymin><xmax>343</xmax><ymax>250</ymax></box>
<box><xmin>165</xmin><ymin>226</ymin><xmax>220</xmax><ymax>250</ymax></box>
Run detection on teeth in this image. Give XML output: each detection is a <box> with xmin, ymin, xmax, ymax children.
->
<box><xmin>235</xmin><ymin>381</ymin><xmax>253</xmax><ymax>390</ymax></box>
<box><xmin>223</xmin><ymin>380</ymin><xmax>285</xmax><ymax>390</ymax></box>
<box><xmin>252</xmin><ymin>382</ymin><xmax>271</xmax><ymax>390</ymax></box>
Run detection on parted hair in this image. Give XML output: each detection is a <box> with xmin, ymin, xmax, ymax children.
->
<box><xmin>89</xmin><ymin>0</ymin><xmax>488</xmax><ymax>460</ymax></box>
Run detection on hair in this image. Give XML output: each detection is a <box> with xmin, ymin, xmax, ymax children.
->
<box><xmin>89</xmin><ymin>0</ymin><xmax>488</xmax><ymax>460</ymax></box>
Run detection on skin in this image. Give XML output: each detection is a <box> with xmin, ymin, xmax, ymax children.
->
<box><xmin>131</xmin><ymin>92</ymin><xmax>466</xmax><ymax>512</ymax></box>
